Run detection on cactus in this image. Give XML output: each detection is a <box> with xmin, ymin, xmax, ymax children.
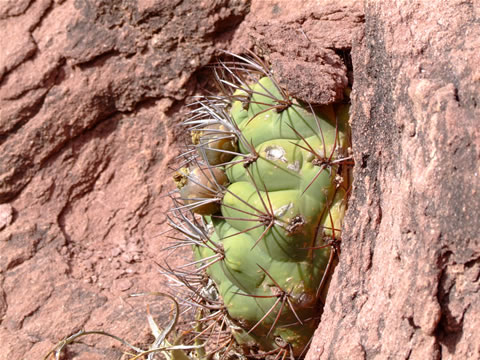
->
<box><xmin>168</xmin><ymin>52</ymin><xmax>352</xmax><ymax>358</ymax></box>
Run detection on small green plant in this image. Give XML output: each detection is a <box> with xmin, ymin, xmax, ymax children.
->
<box><xmin>43</xmin><ymin>52</ymin><xmax>352</xmax><ymax>360</ymax></box>
<box><xmin>166</xmin><ymin>51</ymin><xmax>353</xmax><ymax>359</ymax></box>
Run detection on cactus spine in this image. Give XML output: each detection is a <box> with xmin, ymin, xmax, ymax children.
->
<box><xmin>168</xmin><ymin>52</ymin><xmax>352</xmax><ymax>359</ymax></box>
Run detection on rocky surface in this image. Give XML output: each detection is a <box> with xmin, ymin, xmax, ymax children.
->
<box><xmin>0</xmin><ymin>0</ymin><xmax>478</xmax><ymax>359</ymax></box>
<box><xmin>306</xmin><ymin>1</ymin><xmax>480</xmax><ymax>359</ymax></box>
<box><xmin>231</xmin><ymin>1</ymin><xmax>363</xmax><ymax>105</ymax></box>
<box><xmin>0</xmin><ymin>1</ymin><xmax>250</xmax><ymax>358</ymax></box>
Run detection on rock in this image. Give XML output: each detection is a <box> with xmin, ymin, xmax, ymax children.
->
<box><xmin>306</xmin><ymin>1</ymin><xmax>480</xmax><ymax>359</ymax></box>
<box><xmin>0</xmin><ymin>204</ymin><xmax>13</xmax><ymax>230</ymax></box>
<box><xmin>0</xmin><ymin>0</ymin><xmax>250</xmax><ymax>358</ymax></box>
<box><xmin>231</xmin><ymin>0</ymin><xmax>363</xmax><ymax>104</ymax></box>
<box><xmin>113</xmin><ymin>278</ymin><xmax>133</xmax><ymax>292</ymax></box>
<box><xmin>1</xmin><ymin>0</ymin><xmax>478</xmax><ymax>359</ymax></box>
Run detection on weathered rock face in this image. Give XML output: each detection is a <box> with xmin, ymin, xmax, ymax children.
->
<box><xmin>0</xmin><ymin>0</ymin><xmax>250</xmax><ymax>358</ymax></box>
<box><xmin>306</xmin><ymin>1</ymin><xmax>480</xmax><ymax>359</ymax></box>
<box><xmin>0</xmin><ymin>0</ymin><xmax>478</xmax><ymax>359</ymax></box>
<box><xmin>231</xmin><ymin>1</ymin><xmax>364</xmax><ymax>105</ymax></box>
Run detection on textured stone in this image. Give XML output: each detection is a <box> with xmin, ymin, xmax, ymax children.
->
<box><xmin>1</xmin><ymin>0</ymin><xmax>478</xmax><ymax>359</ymax></box>
<box><xmin>0</xmin><ymin>1</ymin><xmax>250</xmax><ymax>358</ymax></box>
<box><xmin>0</xmin><ymin>204</ymin><xmax>13</xmax><ymax>230</ymax></box>
<box><xmin>231</xmin><ymin>0</ymin><xmax>363</xmax><ymax>104</ymax></box>
<box><xmin>306</xmin><ymin>1</ymin><xmax>480</xmax><ymax>359</ymax></box>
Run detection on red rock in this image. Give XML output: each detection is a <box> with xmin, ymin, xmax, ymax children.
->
<box><xmin>0</xmin><ymin>0</ymin><xmax>249</xmax><ymax>358</ymax></box>
<box><xmin>306</xmin><ymin>1</ymin><xmax>480</xmax><ymax>359</ymax></box>
<box><xmin>0</xmin><ymin>204</ymin><xmax>13</xmax><ymax>230</ymax></box>
<box><xmin>0</xmin><ymin>1</ymin><xmax>478</xmax><ymax>359</ymax></box>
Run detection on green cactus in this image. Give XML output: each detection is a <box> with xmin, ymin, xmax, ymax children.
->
<box><xmin>168</xmin><ymin>53</ymin><xmax>352</xmax><ymax>358</ymax></box>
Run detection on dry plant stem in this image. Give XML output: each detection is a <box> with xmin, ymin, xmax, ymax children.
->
<box><xmin>43</xmin><ymin>292</ymin><xmax>203</xmax><ymax>360</ymax></box>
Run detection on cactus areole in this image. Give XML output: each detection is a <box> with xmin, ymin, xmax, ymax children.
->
<box><xmin>169</xmin><ymin>53</ymin><xmax>352</xmax><ymax>358</ymax></box>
